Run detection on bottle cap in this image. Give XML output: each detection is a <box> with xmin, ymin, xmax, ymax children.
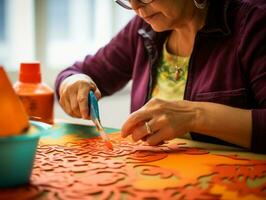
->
<box><xmin>19</xmin><ymin>62</ymin><xmax>41</xmax><ymax>83</ymax></box>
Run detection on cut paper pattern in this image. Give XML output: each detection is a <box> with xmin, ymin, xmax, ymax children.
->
<box><xmin>0</xmin><ymin>129</ymin><xmax>266</xmax><ymax>200</ymax></box>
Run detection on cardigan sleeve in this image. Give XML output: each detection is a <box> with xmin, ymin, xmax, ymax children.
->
<box><xmin>238</xmin><ymin>2</ymin><xmax>266</xmax><ymax>153</ymax></box>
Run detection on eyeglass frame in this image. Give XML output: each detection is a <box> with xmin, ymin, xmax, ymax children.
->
<box><xmin>114</xmin><ymin>0</ymin><xmax>154</xmax><ymax>10</ymax></box>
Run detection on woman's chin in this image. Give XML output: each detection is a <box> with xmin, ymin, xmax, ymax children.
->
<box><xmin>150</xmin><ymin>24</ymin><xmax>169</xmax><ymax>32</ymax></box>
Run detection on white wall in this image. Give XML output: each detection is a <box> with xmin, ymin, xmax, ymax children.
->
<box><xmin>1</xmin><ymin>0</ymin><xmax>134</xmax><ymax>129</ymax></box>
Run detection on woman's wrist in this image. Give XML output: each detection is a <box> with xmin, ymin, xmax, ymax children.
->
<box><xmin>190</xmin><ymin>101</ymin><xmax>204</xmax><ymax>133</ymax></box>
<box><xmin>188</xmin><ymin>101</ymin><xmax>252</xmax><ymax>148</ymax></box>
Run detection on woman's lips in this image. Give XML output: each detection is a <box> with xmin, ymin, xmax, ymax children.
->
<box><xmin>143</xmin><ymin>13</ymin><xmax>159</xmax><ymax>23</ymax></box>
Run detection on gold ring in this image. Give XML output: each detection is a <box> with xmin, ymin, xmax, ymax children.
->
<box><xmin>145</xmin><ymin>122</ymin><xmax>152</xmax><ymax>135</ymax></box>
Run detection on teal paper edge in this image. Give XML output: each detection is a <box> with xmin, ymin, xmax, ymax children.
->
<box><xmin>42</xmin><ymin>122</ymin><xmax>120</xmax><ymax>140</ymax></box>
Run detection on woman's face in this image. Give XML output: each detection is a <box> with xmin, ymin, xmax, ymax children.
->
<box><xmin>132</xmin><ymin>0</ymin><xmax>195</xmax><ymax>32</ymax></box>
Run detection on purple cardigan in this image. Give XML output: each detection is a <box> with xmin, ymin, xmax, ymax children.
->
<box><xmin>55</xmin><ymin>0</ymin><xmax>266</xmax><ymax>153</ymax></box>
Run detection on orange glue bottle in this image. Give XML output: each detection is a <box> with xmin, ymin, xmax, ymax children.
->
<box><xmin>13</xmin><ymin>62</ymin><xmax>54</xmax><ymax>124</ymax></box>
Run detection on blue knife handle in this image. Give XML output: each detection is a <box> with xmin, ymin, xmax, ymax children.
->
<box><xmin>89</xmin><ymin>91</ymin><xmax>100</xmax><ymax>121</ymax></box>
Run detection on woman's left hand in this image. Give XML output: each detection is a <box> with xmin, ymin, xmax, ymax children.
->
<box><xmin>121</xmin><ymin>98</ymin><xmax>198</xmax><ymax>145</ymax></box>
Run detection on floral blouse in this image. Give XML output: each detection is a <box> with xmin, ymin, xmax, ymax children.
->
<box><xmin>152</xmin><ymin>40</ymin><xmax>190</xmax><ymax>101</ymax></box>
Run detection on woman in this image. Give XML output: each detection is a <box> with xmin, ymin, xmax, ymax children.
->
<box><xmin>56</xmin><ymin>0</ymin><xmax>266</xmax><ymax>153</ymax></box>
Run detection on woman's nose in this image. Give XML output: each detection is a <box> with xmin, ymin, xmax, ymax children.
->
<box><xmin>131</xmin><ymin>0</ymin><xmax>144</xmax><ymax>10</ymax></box>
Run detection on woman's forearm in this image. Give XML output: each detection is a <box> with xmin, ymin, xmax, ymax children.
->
<box><xmin>192</xmin><ymin>102</ymin><xmax>252</xmax><ymax>148</ymax></box>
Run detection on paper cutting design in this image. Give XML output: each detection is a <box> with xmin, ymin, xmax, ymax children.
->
<box><xmin>0</xmin><ymin>128</ymin><xmax>266</xmax><ymax>200</ymax></box>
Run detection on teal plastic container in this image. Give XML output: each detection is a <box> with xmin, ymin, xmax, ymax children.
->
<box><xmin>0</xmin><ymin>121</ymin><xmax>50</xmax><ymax>188</ymax></box>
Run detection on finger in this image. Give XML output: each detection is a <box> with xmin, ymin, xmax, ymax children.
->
<box><xmin>121</xmin><ymin>110</ymin><xmax>152</xmax><ymax>138</ymax></box>
<box><xmin>134</xmin><ymin>119</ymin><xmax>164</xmax><ymax>142</ymax></box>
<box><xmin>121</xmin><ymin>99</ymin><xmax>164</xmax><ymax>138</ymax></box>
<box><xmin>60</xmin><ymin>89</ymin><xmax>80</xmax><ymax>118</ymax></box>
<box><xmin>131</xmin><ymin>122</ymin><xmax>151</xmax><ymax>142</ymax></box>
<box><xmin>60</xmin><ymin>94</ymin><xmax>73</xmax><ymax>117</ymax></box>
<box><xmin>146</xmin><ymin>127</ymin><xmax>175</xmax><ymax>146</ymax></box>
<box><xmin>144</xmin><ymin>118</ymin><xmax>160</xmax><ymax>133</ymax></box>
<box><xmin>141</xmin><ymin>135</ymin><xmax>148</xmax><ymax>141</ymax></box>
<box><xmin>86</xmin><ymin>81</ymin><xmax>101</xmax><ymax>99</ymax></box>
<box><xmin>93</xmin><ymin>87</ymin><xmax>102</xmax><ymax>100</ymax></box>
<box><xmin>146</xmin><ymin>129</ymin><xmax>167</xmax><ymax>146</ymax></box>
<box><xmin>77</xmin><ymin>85</ymin><xmax>90</xmax><ymax>119</ymax></box>
<box><xmin>133</xmin><ymin>117</ymin><xmax>164</xmax><ymax>142</ymax></box>
<box><xmin>69</xmin><ymin>91</ymin><xmax>81</xmax><ymax>118</ymax></box>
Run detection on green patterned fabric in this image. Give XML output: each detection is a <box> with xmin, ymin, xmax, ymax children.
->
<box><xmin>152</xmin><ymin>40</ymin><xmax>190</xmax><ymax>101</ymax></box>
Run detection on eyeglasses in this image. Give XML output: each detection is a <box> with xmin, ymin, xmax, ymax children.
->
<box><xmin>114</xmin><ymin>0</ymin><xmax>154</xmax><ymax>10</ymax></box>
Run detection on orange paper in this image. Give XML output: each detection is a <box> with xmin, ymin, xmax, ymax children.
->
<box><xmin>32</xmin><ymin>135</ymin><xmax>266</xmax><ymax>199</ymax></box>
<box><xmin>1</xmin><ymin>124</ymin><xmax>265</xmax><ymax>200</ymax></box>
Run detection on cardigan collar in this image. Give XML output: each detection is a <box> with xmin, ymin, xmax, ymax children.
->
<box><xmin>201</xmin><ymin>0</ymin><xmax>231</xmax><ymax>36</ymax></box>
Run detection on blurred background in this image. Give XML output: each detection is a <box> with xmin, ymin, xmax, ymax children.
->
<box><xmin>0</xmin><ymin>0</ymin><xmax>135</xmax><ymax>128</ymax></box>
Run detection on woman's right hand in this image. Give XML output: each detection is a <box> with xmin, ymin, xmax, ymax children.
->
<box><xmin>59</xmin><ymin>74</ymin><xmax>101</xmax><ymax>119</ymax></box>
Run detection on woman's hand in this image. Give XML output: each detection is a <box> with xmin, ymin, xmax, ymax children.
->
<box><xmin>59</xmin><ymin>74</ymin><xmax>101</xmax><ymax>119</ymax></box>
<box><xmin>121</xmin><ymin>98</ymin><xmax>198</xmax><ymax>145</ymax></box>
<box><xmin>122</xmin><ymin>99</ymin><xmax>252</xmax><ymax>148</ymax></box>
